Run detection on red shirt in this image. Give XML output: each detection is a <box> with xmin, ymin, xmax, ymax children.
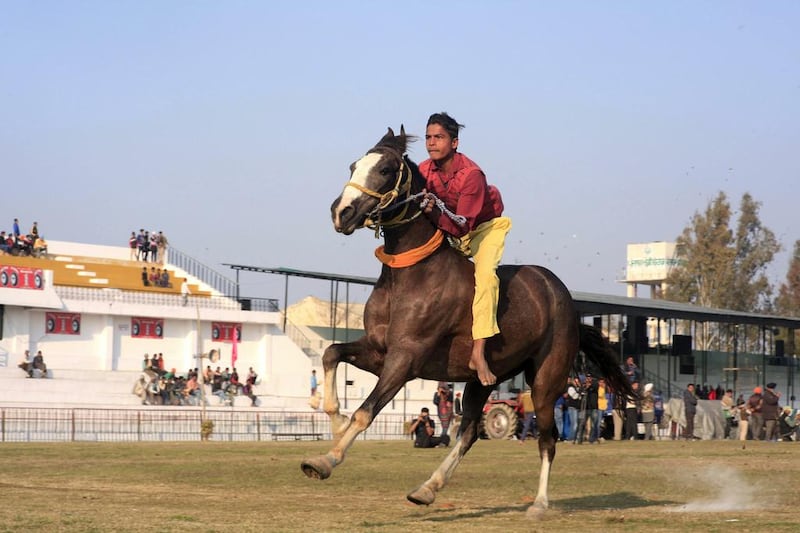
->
<box><xmin>419</xmin><ymin>152</ymin><xmax>504</xmax><ymax>237</ymax></box>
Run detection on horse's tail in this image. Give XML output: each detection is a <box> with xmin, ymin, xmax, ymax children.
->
<box><xmin>578</xmin><ymin>323</ymin><xmax>634</xmax><ymax>399</ymax></box>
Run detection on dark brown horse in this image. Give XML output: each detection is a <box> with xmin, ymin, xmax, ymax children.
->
<box><xmin>301</xmin><ymin>126</ymin><xmax>632</xmax><ymax>516</ymax></box>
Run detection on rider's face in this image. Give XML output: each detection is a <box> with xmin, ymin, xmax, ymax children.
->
<box><xmin>425</xmin><ymin>124</ymin><xmax>458</xmax><ymax>164</ymax></box>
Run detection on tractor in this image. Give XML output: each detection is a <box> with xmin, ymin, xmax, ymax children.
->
<box><xmin>479</xmin><ymin>373</ymin><xmax>530</xmax><ymax>440</ymax></box>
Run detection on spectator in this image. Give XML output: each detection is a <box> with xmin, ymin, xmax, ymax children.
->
<box><xmin>518</xmin><ymin>388</ymin><xmax>537</xmax><ymax>443</ymax></box>
<box><xmin>565</xmin><ymin>376</ymin><xmax>581</xmax><ymax>442</ymax></box>
<box><xmin>181</xmin><ymin>278</ymin><xmax>191</xmax><ymax>305</ymax></box>
<box><xmin>18</xmin><ymin>350</ymin><xmax>33</xmax><ymax>377</ymax></box>
<box><xmin>156</xmin><ymin>231</ymin><xmax>168</xmax><ymax>264</ymax></box>
<box><xmin>30</xmin><ymin>221</ymin><xmax>39</xmax><ymax>238</ymax></box>
<box><xmin>31</xmin><ymin>350</ymin><xmax>47</xmax><ymax>378</ymax></box>
<box><xmin>138</xmin><ymin>230</ymin><xmax>149</xmax><ymax>262</ymax></box>
<box><xmin>409</xmin><ymin>407</ymin><xmax>449</xmax><ymax>448</ymax></box>
<box><xmin>577</xmin><ymin>375</ymin><xmax>599</xmax><ymax>444</ymax></box>
<box><xmin>624</xmin><ymin>381</ymin><xmax>641</xmax><ymax>440</ymax></box>
<box><xmin>12</xmin><ymin>217</ymin><xmax>20</xmax><ymax>238</ymax></box>
<box><xmin>621</xmin><ymin>356</ymin><xmax>641</xmax><ymax>383</ymax></box>
<box><xmin>683</xmin><ymin>383</ymin><xmax>698</xmax><ymax>440</ymax></box>
<box><xmin>747</xmin><ymin>387</ymin><xmax>764</xmax><ymax>440</ymax></box>
<box><xmin>0</xmin><ymin>231</ymin><xmax>9</xmax><ymax>253</ymax></box>
<box><xmin>433</xmin><ymin>382</ymin><xmax>453</xmax><ymax>438</ymax></box>
<box><xmin>141</xmin><ymin>267</ymin><xmax>150</xmax><ymax>287</ymax></box>
<box><xmin>143</xmin><ymin>354</ymin><xmax>151</xmax><ymax>370</ymax></box>
<box><xmin>244</xmin><ymin>368</ymin><xmax>259</xmax><ymax>407</ymax></box>
<box><xmin>640</xmin><ymin>383</ymin><xmax>655</xmax><ymax>440</ymax></box>
<box><xmin>160</xmin><ymin>269</ymin><xmax>170</xmax><ymax>288</ymax></box>
<box><xmin>550</xmin><ymin>392</ymin><xmax>564</xmax><ymax>441</ymax></box>
<box><xmin>149</xmin><ymin>231</ymin><xmax>158</xmax><ymax>263</ymax></box>
<box><xmin>721</xmin><ymin>389</ymin><xmax>735</xmax><ymax>439</ymax></box>
<box><xmin>310</xmin><ymin>369</ymin><xmax>318</xmax><ymax>396</ymax></box>
<box><xmin>736</xmin><ymin>396</ymin><xmax>750</xmax><ymax>442</ymax></box>
<box><xmin>762</xmin><ymin>382</ymin><xmax>781</xmax><ymax>441</ymax></box>
<box><xmin>128</xmin><ymin>231</ymin><xmax>138</xmax><ymax>260</ymax></box>
<box><xmin>33</xmin><ymin>235</ymin><xmax>48</xmax><ymax>258</ymax></box>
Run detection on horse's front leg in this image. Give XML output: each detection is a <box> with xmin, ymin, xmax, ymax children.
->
<box><xmin>320</xmin><ymin>338</ymin><xmax>383</xmax><ymax>440</ymax></box>
<box><xmin>301</xmin><ymin>358</ymin><xmax>408</xmax><ymax>481</ymax></box>
<box><xmin>407</xmin><ymin>381</ymin><xmax>494</xmax><ymax>505</ymax></box>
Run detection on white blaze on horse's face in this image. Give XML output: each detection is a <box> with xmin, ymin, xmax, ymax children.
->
<box><xmin>332</xmin><ymin>152</ymin><xmax>384</xmax><ymax>233</ymax></box>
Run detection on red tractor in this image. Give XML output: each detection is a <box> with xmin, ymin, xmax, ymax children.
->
<box><xmin>480</xmin><ymin>376</ymin><xmax>529</xmax><ymax>439</ymax></box>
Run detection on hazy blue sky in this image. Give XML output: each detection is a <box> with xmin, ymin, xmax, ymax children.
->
<box><xmin>2</xmin><ymin>2</ymin><xmax>798</xmax><ymax>305</ymax></box>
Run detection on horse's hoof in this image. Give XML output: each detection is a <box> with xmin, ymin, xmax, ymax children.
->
<box><xmin>525</xmin><ymin>501</ymin><xmax>548</xmax><ymax>519</ymax></box>
<box><xmin>300</xmin><ymin>456</ymin><xmax>332</xmax><ymax>480</ymax></box>
<box><xmin>406</xmin><ymin>484</ymin><xmax>436</xmax><ymax>506</ymax></box>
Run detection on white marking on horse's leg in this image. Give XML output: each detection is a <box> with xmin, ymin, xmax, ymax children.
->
<box><xmin>322</xmin><ymin>360</ymin><xmax>349</xmax><ymax>436</ymax></box>
<box><xmin>533</xmin><ymin>454</ymin><xmax>551</xmax><ymax>510</ymax></box>
<box><xmin>411</xmin><ymin>437</ymin><xmax>465</xmax><ymax>497</ymax></box>
<box><xmin>326</xmin><ymin>407</ymin><xmax>373</xmax><ymax>465</ymax></box>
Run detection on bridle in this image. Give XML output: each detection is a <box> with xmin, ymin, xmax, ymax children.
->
<box><xmin>343</xmin><ymin>153</ymin><xmax>424</xmax><ymax>236</ymax></box>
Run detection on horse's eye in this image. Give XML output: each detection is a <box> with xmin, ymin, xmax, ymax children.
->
<box><xmin>379</xmin><ymin>167</ymin><xmax>391</xmax><ymax>176</ymax></box>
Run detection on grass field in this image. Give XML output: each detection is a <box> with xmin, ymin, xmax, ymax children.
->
<box><xmin>1</xmin><ymin>438</ymin><xmax>798</xmax><ymax>532</ymax></box>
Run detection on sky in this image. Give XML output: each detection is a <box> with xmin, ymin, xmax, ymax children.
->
<box><xmin>2</xmin><ymin>2</ymin><xmax>798</xmax><ymax>307</ymax></box>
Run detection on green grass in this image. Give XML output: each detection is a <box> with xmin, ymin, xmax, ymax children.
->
<box><xmin>0</xmin><ymin>439</ymin><xmax>798</xmax><ymax>532</ymax></box>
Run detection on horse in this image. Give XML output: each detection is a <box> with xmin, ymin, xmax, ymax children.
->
<box><xmin>301</xmin><ymin>126</ymin><xmax>633</xmax><ymax>516</ymax></box>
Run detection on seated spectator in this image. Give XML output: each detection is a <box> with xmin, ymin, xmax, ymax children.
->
<box><xmin>160</xmin><ymin>269</ymin><xmax>170</xmax><ymax>288</ymax></box>
<box><xmin>409</xmin><ymin>407</ymin><xmax>449</xmax><ymax>448</ymax></box>
<box><xmin>17</xmin><ymin>350</ymin><xmax>33</xmax><ymax>377</ymax></box>
<box><xmin>33</xmin><ymin>235</ymin><xmax>48</xmax><ymax>258</ymax></box>
<box><xmin>229</xmin><ymin>368</ymin><xmax>241</xmax><ymax>392</ymax></box>
<box><xmin>141</xmin><ymin>267</ymin><xmax>149</xmax><ymax>287</ymax></box>
<box><xmin>149</xmin><ymin>267</ymin><xmax>159</xmax><ymax>286</ymax></box>
<box><xmin>31</xmin><ymin>350</ymin><xmax>48</xmax><ymax>378</ymax></box>
<box><xmin>183</xmin><ymin>375</ymin><xmax>200</xmax><ymax>403</ymax></box>
<box><xmin>0</xmin><ymin>231</ymin><xmax>10</xmax><ymax>253</ymax></box>
<box><xmin>243</xmin><ymin>369</ymin><xmax>258</xmax><ymax>406</ymax></box>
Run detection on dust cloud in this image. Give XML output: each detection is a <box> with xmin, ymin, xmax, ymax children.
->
<box><xmin>667</xmin><ymin>464</ymin><xmax>765</xmax><ymax>513</ymax></box>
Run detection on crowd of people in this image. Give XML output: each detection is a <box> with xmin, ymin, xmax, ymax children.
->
<box><xmin>133</xmin><ymin>354</ymin><xmax>258</xmax><ymax>407</ymax></box>
<box><xmin>1</xmin><ymin>218</ymin><xmax>48</xmax><ymax>257</ymax></box>
<box><xmin>141</xmin><ymin>266</ymin><xmax>172</xmax><ymax>288</ymax></box>
<box><xmin>129</xmin><ymin>229</ymin><xmax>168</xmax><ymax>263</ymax></box>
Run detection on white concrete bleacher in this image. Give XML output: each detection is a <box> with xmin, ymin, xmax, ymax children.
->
<box><xmin>0</xmin><ymin>363</ymin><xmax>308</xmax><ymax>410</ymax></box>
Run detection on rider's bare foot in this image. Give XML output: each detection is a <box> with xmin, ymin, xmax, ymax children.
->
<box><xmin>469</xmin><ymin>338</ymin><xmax>496</xmax><ymax>386</ymax></box>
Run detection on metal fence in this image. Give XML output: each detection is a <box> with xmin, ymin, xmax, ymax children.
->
<box><xmin>0</xmin><ymin>407</ymin><xmax>411</xmax><ymax>443</ymax></box>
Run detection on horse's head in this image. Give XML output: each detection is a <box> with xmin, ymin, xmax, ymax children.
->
<box><xmin>331</xmin><ymin>126</ymin><xmax>417</xmax><ymax>235</ymax></box>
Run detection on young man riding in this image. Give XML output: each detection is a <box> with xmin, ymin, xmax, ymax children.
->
<box><xmin>419</xmin><ymin>112</ymin><xmax>512</xmax><ymax>386</ymax></box>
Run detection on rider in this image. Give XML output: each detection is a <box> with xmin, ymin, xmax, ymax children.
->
<box><xmin>419</xmin><ymin>112</ymin><xmax>512</xmax><ymax>386</ymax></box>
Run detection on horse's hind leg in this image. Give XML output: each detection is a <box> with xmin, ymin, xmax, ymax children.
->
<box><xmin>527</xmin><ymin>337</ymin><xmax>576</xmax><ymax>517</ymax></box>
<box><xmin>407</xmin><ymin>381</ymin><xmax>494</xmax><ymax>505</ymax></box>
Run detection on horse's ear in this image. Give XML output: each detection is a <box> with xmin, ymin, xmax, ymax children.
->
<box><xmin>379</xmin><ymin>127</ymin><xmax>396</xmax><ymax>144</ymax></box>
<box><xmin>400</xmin><ymin>124</ymin><xmax>406</xmax><ymax>137</ymax></box>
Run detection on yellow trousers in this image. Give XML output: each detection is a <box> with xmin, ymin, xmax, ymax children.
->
<box><xmin>454</xmin><ymin>216</ymin><xmax>512</xmax><ymax>339</ymax></box>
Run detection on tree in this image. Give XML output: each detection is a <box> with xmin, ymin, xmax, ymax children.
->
<box><xmin>775</xmin><ymin>240</ymin><xmax>800</xmax><ymax>355</ymax></box>
<box><xmin>664</xmin><ymin>192</ymin><xmax>781</xmax><ymax>351</ymax></box>
<box><xmin>775</xmin><ymin>240</ymin><xmax>800</xmax><ymax>317</ymax></box>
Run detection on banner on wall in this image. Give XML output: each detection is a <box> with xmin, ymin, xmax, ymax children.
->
<box><xmin>132</xmin><ymin>317</ymin><xmax>164</xmax><ymax>339</ymax></box>
<box><xmin>211</xmin><ymin>322</ymin><xmax>241</xmax><ymax>342</ymax></box>
<box><xmin>45</xmin><ymin>312</ymin><xmax>81</xmax><ymax>335</ymax></box>
<box><xmin>1</xmin><ymin>265</ymin><xmax>44</xmax><ymax>290</ymax></box>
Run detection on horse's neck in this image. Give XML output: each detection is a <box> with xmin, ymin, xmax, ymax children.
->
<box><xmin>382</xmin><ymin>216</ymin><xmax>437</xmax><ymax>254</ymax></box>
